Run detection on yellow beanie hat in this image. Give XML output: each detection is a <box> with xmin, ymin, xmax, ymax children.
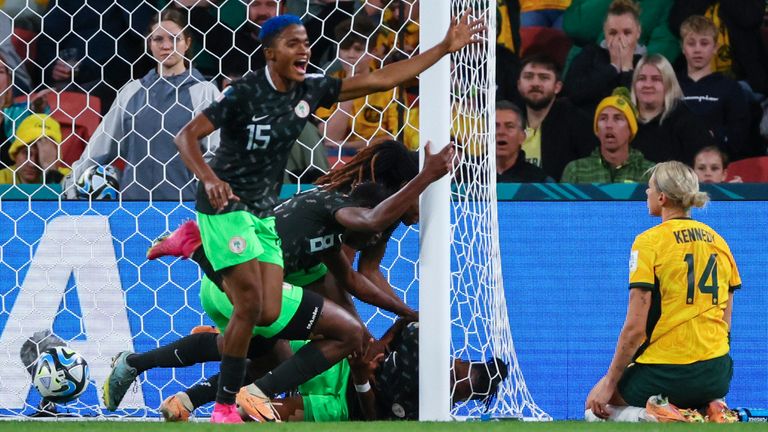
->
<box><xmin>594</xmin><ymin>87</ymin><xmax>638</xmax><ymax>141</ymax></box>
<box><xmin>8</xmin><ymin>114</ymin><xmax>62</xmax><ymax>159</ymax></box>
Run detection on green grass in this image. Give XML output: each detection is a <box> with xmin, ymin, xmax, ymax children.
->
<box><xmin>1</xmin><ymin>421</ymin><xmax>768</xmax><ymax>431</ymax></box>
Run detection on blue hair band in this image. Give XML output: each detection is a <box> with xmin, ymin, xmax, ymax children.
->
<box><xmin>259</xmin><ymin>15</ymin><xmax>303</xmax><ymax>42</ymax></box>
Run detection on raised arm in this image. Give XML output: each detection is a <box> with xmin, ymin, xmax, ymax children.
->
<box><xmin>174</xmin><ymin>113</ymin><xmax>238</xmax><ymax>210</ymax></box>
<box><xmin>338</xmin><ymin>10</ymin><xmax>486</xmax><ymax>101</ymax></box>
<box><xmin>334</xmin><ymin>141</ymin><xmax>453</xmax><ymax>232</ymax></box>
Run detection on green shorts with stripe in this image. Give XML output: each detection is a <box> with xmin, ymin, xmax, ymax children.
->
<box><xmin>197</xmin><ymin>211</ymin><xmax>283</xmax><ymax>271</ymax></box>
<box><xmin>285</xmin><ymin>263</ymin><xmax>328</xmax><ymax>287</ymax></box>
<box><xmin>618</xmin><ymin>354</ymin><xmax>733</xmax><ymax>408</ymax></box>
<box><xmin>199</xmin><ymin>276</ymin><xmax>322</xmax><ymax>339</ymax></box>
<box><xmin>290</xmin><ymin>340</ymin><xmax>350</xmax><ymax>422</ymax></box>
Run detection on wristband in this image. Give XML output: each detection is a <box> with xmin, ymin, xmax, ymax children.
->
<box><xmin>354</xmin><ymin>381</ymin><xmax>371</xmax><ymax>393</ymax></box>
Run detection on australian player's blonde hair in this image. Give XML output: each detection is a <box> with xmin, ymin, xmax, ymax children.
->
<box><xmin>648</xmin><ymin>161</ymin><xmax>709</xmax><ymax>210</ymax></box>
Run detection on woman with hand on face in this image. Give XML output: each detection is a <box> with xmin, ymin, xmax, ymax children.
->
<box><xmin>564</xmin><ymin>0</ymin><xmax>646</xmax><ymax>114</ymax></box>
<box><xmin>630</xmin><ymin>54</ymin><xmax>716</xmax><ymax>165</ymax></box>
<box><xmin>0</xmin><ymin>114</ymin><xmax>70</xmax><ymax>185</ymax></box>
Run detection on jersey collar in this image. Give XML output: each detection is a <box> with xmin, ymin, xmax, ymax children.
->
<box><xmin>264</xmin><ymin>66</ymin><xmax>277</xmax><ymax>91</ymax></box>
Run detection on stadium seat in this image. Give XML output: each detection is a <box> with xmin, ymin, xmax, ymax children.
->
<box><xmin>519</xmin><ymin>26</ymin><xmax>572</xmax><ymax>69</ymax></box>
<box><xmin>11</xmin><ymin>27</ymin><xmax>37</xmax><ymax>61</ymax></box>
<box><xmin>46</xmin><ymin>91</ymin><xmax>102</xmax><ymax>166</ymax></box>
<box><xmin>726</xmin><ymin>156</ymin><xmax>768</xmax><ymax>182</ymax></box>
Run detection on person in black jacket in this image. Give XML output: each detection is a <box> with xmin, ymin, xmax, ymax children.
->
<box><xmin>669</xmin><ymin>0</ymin><xmax>768</xmax><ymax>97</ymax></box>
<box><xmin>676</xmin><ymin>15</ymin><xmax>751</xmax><ymax>160</ymax></box>
<box><xmin>516</xmin><ymin>54</ymin><xmax>598</xmax><ymax>181</ymax></box>
<box><xmin>631</xmin><ymin>54</ymin><xmax>716</xmax><ymax>164</ymax></box>
<box><xmin>565</xmin><ymin>0</ymin><xmax>646</xmax><ymax>114</ymax></box>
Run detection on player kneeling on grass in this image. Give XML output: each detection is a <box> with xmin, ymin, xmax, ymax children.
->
<box><xmin>160</xmin><ymin>319</ymin><xmax>508</xmax><ymax>422</ymax></box>
<box><xmin>585</xmin><ymin>161</ymin><xmax>740</xmax><ymax>423</ymax></box>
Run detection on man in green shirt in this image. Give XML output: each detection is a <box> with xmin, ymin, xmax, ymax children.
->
<box><xmin>561</xmin><ymin>89</ymin><xmax>654</xmax><ymax>183</ymax></box>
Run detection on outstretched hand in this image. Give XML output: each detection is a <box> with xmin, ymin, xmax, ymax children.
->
<box><xmin>444</xmin><ymin>9</ymin><xmax>487</xmax><ymax>53</ymax></box>
<box><xmin>422</xmin><ymin>141</ymin><xmax>455</xmax><ymax>182</ymax></box>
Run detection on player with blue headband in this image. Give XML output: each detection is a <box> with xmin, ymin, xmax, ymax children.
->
<box><xmin>152</xmin><ymin>8</ymin><xmax>486</xmax><ymax>424</ymax></box>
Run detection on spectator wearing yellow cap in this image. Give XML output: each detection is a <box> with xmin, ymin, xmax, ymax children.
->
<box><xmin>0</xmin><ymin>114</ymin><xmax>70</xmax><ymax>184</ymax></box>
<box><xmin>561</xmin><ymin>88</ymin><xmax>654</xmax><ymax>183</ymax></box>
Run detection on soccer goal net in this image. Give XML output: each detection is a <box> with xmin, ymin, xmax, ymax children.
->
<box><xmin>0</xmin><ymin>0</ymin><xmax>547</xmax><ymax>421</ymax></box>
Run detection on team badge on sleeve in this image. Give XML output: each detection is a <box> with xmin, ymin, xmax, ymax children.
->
<box><xmin>629</xmin><ymin>250</ymin><xmax>638</xmax><ymax>273</ymax></box>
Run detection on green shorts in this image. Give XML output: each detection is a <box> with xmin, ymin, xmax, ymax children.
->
<box><xmin>285</xmin><ymin>263</ymin><xmax>328</xmax><ymax>287</ymax></box>
<box><xmin>618</xmin><ymin>354</ymin><xmax>733</xmax><ymax>408</ymax></box>
<box><xmin>290</xmin><ymin>341</ymin><xmax>350</xmax><ymax>422</ymax></box>
<box><xmin>199</xmin><ymin>276</ymin><xmax>301</xmax><ymax>338</ymax></box>
<box><xmin>197</xmin><ymin>211</ymin><xmax>283</xmax><ymax>271</ymax></box>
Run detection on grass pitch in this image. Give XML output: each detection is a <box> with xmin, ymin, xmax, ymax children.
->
<box><xmin>1</xmin><ymin>421</ymin><xmax>768</xmax><ymax>431</ymax></box>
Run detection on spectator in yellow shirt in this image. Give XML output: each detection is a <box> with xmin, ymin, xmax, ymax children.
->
<box><xmin>316</xmin><ymin>17</ymin><xmax>401</xmax><ymax>155</ymax></box>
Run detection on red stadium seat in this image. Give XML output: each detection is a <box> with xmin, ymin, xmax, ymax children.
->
<box><xmin>11</xmin><ymin>27</ymin><xmax>37</xmax><ymax>61</ymax></box>
<box><xmin>519</xmin><ymin>26</ymin><xmax>572</xmax><ymax>69</ymax></box>
<box><xmin>46</xmin><ymin>91</ymin><xmax>102</xmax><ymax>166</ymax></box>
<box><xmin>726</xmin><ymin>156</ymin><xmax>768</xmax><ymax>182</ymax></box>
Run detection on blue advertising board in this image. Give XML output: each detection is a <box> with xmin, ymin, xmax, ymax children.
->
<box><xmin>0</xmin><ymin>200</ymin><xmax>765</xmax><ymax>419</ymax></box>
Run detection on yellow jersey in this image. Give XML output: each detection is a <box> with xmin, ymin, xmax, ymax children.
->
<box><xmin>520</xmin><ymin>0</ymin><xmax>572</xmax><ymax>12</ymax></box>
<box><xmin>629</xmin><ymin>218</ymin><xmax>741</xmax><ymax>365</ymax></box>
<box><xmin>315</xmin><ymin>70</ymin><xmax>400</xmax><ymax>143</ymax></box>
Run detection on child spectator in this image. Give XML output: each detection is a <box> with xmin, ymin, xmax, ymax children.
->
<box><xmin>677</xmin><ymin>15</ymin><xmax>750</xmax><ymax>161</ymax></box>
<box><xmin>631</xmin><ymin>54</ymin><xmax>716</xmax><ymax>164</ymax></box>
<box><xmin>669</xmin><ymin>0</ymin><xmax>768</xmax><ymax>97</ymax></box>
<box><xmin>693</xmin><ymin>145</ymin><xmax>741</xmax><ymax>183</ymax></box>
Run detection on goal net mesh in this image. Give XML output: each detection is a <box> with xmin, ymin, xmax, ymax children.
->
<box><xmin>0</xmin><ymin>0</ymin><xmax>547</xmax><ymax>420</ymax></box>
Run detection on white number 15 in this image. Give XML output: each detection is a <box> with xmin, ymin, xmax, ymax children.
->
<box><xmin>246</xmin><ymin>124</ymin><xmax>271</xmax><ymax>150</ymax></box>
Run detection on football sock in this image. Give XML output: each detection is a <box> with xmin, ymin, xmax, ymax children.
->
<box><xmin>126</xmin><ymin>332</ymin><xmax>219</xmax><ymax>374</ymax></box>
<box><xmin>186</xmin><ymin>376</ymin><xmax>218</xmax><ymax>409</ymax></box>
<box><xmin>252</xmin><ymin>342</ymin><xmax>332</xmax><ymax>396</ymax></box>
<box><xmin>216</xmin><ymin>355</ymin><xmax>247</xmax><ymax>405</ymax></box>
<box><xmin>185</xmin><ymin>364</ymin><xmax>259</xmax><ymax>409</ymax></box>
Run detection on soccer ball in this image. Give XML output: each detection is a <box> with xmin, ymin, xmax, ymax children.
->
<box><xmin>32</xmin><ymin>347</ymin><xmax>89</xmax><ymax>403</ymax></box>
<box><xmin>76</xmin><ymin>165</ymin><xmax>119</xmax><ymax>200</ymax></box>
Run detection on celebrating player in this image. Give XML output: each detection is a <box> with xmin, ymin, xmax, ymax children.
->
<box><xmin>585</xmin><ymin>161</ymin><xmax>740</xmax><ymax>423</ymax></box>
<box><xmin>102</xmin><ymin>140</ymin><xmax>453</xmax><ymax>418</ymax></box>
<box><xmin>168</xmin><ymin>12</ymin><xmax>483</xmax><ymax>423</ymax></box>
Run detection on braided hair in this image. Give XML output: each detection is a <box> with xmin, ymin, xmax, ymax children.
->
<box><xmin>316</xmin><ymin>140</ymin><xmax>419</xmax><ymax>194</ymax></box>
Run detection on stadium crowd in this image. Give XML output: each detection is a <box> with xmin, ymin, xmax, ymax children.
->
<box><xmin>0</xmin><ymin>0</ymin><xmax>766</xmax><ymax>194</ymax></box>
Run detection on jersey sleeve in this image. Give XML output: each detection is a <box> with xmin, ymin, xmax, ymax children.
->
<box><xmin>725</xmin><ymin>245</ymin><xmax>742</xmax><ymax>291</ymax></box>
<box><xmin>326</xmin><ymin>191</ymin><xmax>361</xmax><ymax>216</ymax></box>
<box><xmin>316</xmin><ymin>75</ymin><xmax>342</xmax><ymax>109</ymax></box>
<box><xmin>628</xmin><ymin>233</ymin><xmax>656</xmax><ymax>290</ymax></box>
<box><xmin>201</xmin><ymin>82</ymin><xmax>244</xmax><ymax>129</ymax></box>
